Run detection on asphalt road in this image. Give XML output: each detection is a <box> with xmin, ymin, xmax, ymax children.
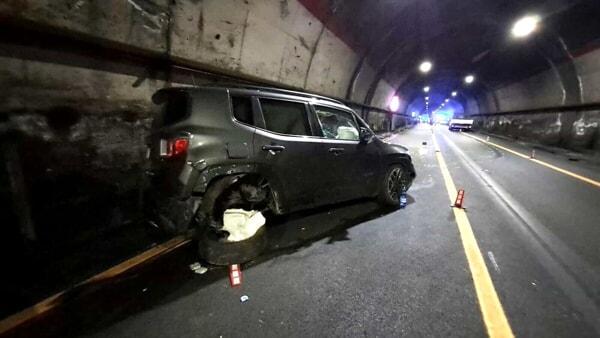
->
<box><xmin>5</xmin><ymin>125</ymin><xmax>600</xmax><ymax>337</ymax></box>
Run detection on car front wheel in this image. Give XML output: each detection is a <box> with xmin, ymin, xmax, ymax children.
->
<box><xmin>378</xmin><ymin>165</ymin><xmax>405</xmax><ymax>206</ymax></box>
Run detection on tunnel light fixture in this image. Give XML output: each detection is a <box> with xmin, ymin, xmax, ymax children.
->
<box><xmin>451</xmin><ymin>91</ymin><xmax>457</xmax><ymax>97</ymax></box>
<box><xmin>419</xmin><ymin>61</ymin><xmax>433</xmax><ymax>73</ymax></box>
<box><xmin>464</xmin><ymin>75</ymin><xmax>475</xmax><ymax>84</ymax></box>
<box><xmin>445</xmin><ymin>99</ymin><xmax>449</xmax><ymax>102</ymax></box>
<box><xmin>511</xmin><ymin>15</ymin><xmax>541</xmax><ymax>38</ymax></box>
<box><xmin>425</xmin><ymin>96</ymin><xmax>429</xmax><ymax>101</ymax></box>
<box><xmin>423</xmin><ymin>86</ymin><xmax>430</xmax><ymax>93</ymax></box>
<box><xmin>389</xmin><ymin>96</ymin><xmax>400</xmax><ymax>112</ymax></box>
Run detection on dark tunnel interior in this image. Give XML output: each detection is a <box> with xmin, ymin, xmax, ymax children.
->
<box><xmin>1</xmin><ymin>0</ymin><xmax>600</xmax><ymax>337</ymax></box>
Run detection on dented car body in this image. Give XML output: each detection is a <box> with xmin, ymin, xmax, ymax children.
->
<box><xmin>146</xmin><ymin>85</ymin><xmax>415</xmax><ymax>252</ymax></box>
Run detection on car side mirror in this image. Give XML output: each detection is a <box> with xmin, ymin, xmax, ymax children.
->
<box><xmin>359</xmin><ymin>127</ymin><xmax>373</xmax><ymax>143</ymax></box>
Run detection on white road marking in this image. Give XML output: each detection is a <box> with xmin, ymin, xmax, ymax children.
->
<box><xmin>487</xmin><ymin>251</ymin><xmax>501</xmax><ymax>273</ymax></box>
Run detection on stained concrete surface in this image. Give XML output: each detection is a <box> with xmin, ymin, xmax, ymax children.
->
<box><xmin>474</xmin><ymin>109</ymin><xmax>600</xmax><ymax>155</ymax></box>
<box><xmin>0</xmin><ymin>0</ymin><xmax>398</xmax><ymax>107</ymax></box>
<box><xmin>5</xmin><ymin>124</ymin><xmax>600</xmax><ymax>337</ymax></box>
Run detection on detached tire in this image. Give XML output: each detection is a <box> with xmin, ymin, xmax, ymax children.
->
<box><xmin>378</xmin><ymin>165</ymin><xmax>404</xmax><ymax>206</ymax></box>
<box><xmin>198</xmin><ymin>226</ymin><xmax>267</xmax><ymax>265</ymax></box>
<box><xmin>195</xmin><ymin>175</ymin><xmax>270</xmax><ymax>265</ymax></box>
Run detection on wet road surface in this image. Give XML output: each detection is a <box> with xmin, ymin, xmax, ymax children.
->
<box><xmin>4</xmin><ymin>124</ymin><xmax>600</xmax><ymax>337</ymax></box>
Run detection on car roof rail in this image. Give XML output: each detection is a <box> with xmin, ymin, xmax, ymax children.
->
<box><xmin>206</xmin><ymin>83</ymin><xmax>344</xmax><ymax>105</ymax></box>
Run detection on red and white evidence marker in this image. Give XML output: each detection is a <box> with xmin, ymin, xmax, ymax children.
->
<box><xmin>229</xmin><ymin>264</ymin><xmax>242</xmax><ymax>287</ymax></box>
<box><xmin>454</xmin><ymin>189</ymin><xmax>465</xmax><ymax>209</ymax></box>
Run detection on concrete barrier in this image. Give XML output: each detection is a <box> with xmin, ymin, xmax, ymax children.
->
<box><xmin>474</xmin><ymin>109</ymin><xmax>600</xmax><ymax>155</ymax></box>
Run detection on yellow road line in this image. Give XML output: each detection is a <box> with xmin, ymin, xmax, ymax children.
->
<box><xmin>433</xmin><ymin>136</ymin><xmax>514</xmax><ymax>338</ymax></box>
<box><xmin>0</xmin><ymin>236</ymin><xmax>191</xmax><ymax>335</ymax></box>
<box><xmin>463</xmin><ymin>133</ymin><xmax>600</xmax><ymax>189</ymax></box>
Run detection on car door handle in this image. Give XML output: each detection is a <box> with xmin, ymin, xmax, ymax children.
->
<box><xmin>262</xmin><ymin>144</ymin><xmax>285</xmax><ymax>152</ymax></box>
<box><xmin>328</xmin><ymin>147</ymin><xmax>345</xmax><ymax>155</ymax></box>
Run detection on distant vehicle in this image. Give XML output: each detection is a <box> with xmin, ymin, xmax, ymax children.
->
<box><xmin>146</xmin><ymin>85</ymin><xmax>416</xmax><ymax>264</ymax></box>
<box><xmin>449</xmin><ymin>118</ymin><xmax>474</xmax><ymax>131</ymax></box>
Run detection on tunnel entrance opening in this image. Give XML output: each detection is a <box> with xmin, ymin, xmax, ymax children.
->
<box><xmin>406</xmin><ymin>95</ymin><xmax>465</xmax><ymax>125</ymax></box>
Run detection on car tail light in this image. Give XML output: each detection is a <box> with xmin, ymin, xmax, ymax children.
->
<box><xmin>159</xmin><ymin>137</ymin><xmax>189</xmax><ymax>158</ymax></box>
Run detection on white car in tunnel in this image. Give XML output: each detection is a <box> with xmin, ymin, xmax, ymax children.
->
<box><xmin>448</xmin><ymin>118</ymin><xmax>474</xmax><ymax>131</ymax></box>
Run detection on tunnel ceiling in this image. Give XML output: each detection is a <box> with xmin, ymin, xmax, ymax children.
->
<box><xmin>307</xmin><ymin>0</ymin><xmax>600</xmax><ymax>100</ymax></box>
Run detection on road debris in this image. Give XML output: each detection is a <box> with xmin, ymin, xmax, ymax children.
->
<box><xmin>229</xmin><ymin>264</ymin><xmax>243</xmax><ymax>287</ymax></box>
<box><xmin>487</xmin><ymin>251</ymin><xmax>501</xmax><ymax>273</ymax></box>
<box><xmin>399</xmin><ymin>190</ymin><xmax>408</xmax><ymax>208</ymax></box>
<box><xmin>240</xmin><ymin>295</ymin><xmax>249</xmax><ymax>303</ymax></box>
<box><xmin>189</xmin><ymin>262</ymin><xmax>208</xmax><ymax>274</ymax></box>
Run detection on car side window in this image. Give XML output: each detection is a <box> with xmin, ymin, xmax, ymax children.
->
<box><xmin>314</xmin><ymin>106</ymin><xmax>360</xmax><ymax>141</ymax></box>
<box><xmin>259</xmin><ymin>98</ymin><xmax>311</xmax><ymax>136</ymax></box>
<box><xmin>231</xmin><ymin>96</ymin><xmax>254</xmax><ymax>125</ymax></box>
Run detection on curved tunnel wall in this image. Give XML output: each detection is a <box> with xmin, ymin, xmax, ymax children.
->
<box><xmin>0</xmin><ymin>0</ymin><xmax>398</xmax><ymax>112</ymax></box>
<box><xmin>469</xmin><ymin>48</ymin><xmax>600</xmax><ymax>153</ymax></box>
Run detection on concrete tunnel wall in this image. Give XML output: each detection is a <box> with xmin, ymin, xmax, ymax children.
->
<box><xmin>0</xmin><ymin>0</ymin><xmax>402</xmax><ymax>244</ymax></box>
<box><xmin>468</xmin><ymin>48</ymin><xmax>600</xmax><ymax>155</ymax></box>
<box><xmin>0</xmin><ymin>0</ymin><xmax>398</xmax><ymax>111</ymax></box>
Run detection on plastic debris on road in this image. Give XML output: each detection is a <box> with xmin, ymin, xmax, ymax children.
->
<box><xmin>229</xmin><ymin>264</ymin><xmax>242</xmax><ymax>287</ymax></box>
<box><xmin>240</xmin><ymin>295</ymin><xmax>249</xmax><ymax>303</ymax></box>
<box><xmin>189</xmin><ymin>262</ymin><xmax>208</xmax><ymax>274</ymax></box>
<box><xmin>399</xmin><ymin>190</ymin><xmax>408</xmax><ymax>208</ymax></box>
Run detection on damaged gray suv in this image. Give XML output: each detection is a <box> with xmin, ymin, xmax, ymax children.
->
<box><xmin>146</xmin><ymin>85</ymin><xmax>415</xmax><ymax>264</ymax></box>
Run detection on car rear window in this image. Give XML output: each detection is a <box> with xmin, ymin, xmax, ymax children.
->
<box><xmin>231</xmin><ymin>96</ymin><xmax>254</xmax><ymax>125</ymax></box>
<box><xmin>157</xmin><ymin>91</ymin><xmax>190</xmax><ymax>126</ymax></box>
<box><xmin>259</xmin><ymin>99</ymin><xmax>310</xmax><ymax>136</ymax></box>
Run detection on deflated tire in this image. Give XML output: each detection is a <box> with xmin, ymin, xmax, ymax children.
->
<box><xmin>197</xmin><ymin>225</ymin><xmax>267</xmax><ymax>266</ymax></box>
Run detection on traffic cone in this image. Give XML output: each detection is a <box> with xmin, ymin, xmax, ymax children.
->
<box><xmin>453</xmin><ymin>189</ymin><xmax>465</xmax><ymax>209</ymax></box>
